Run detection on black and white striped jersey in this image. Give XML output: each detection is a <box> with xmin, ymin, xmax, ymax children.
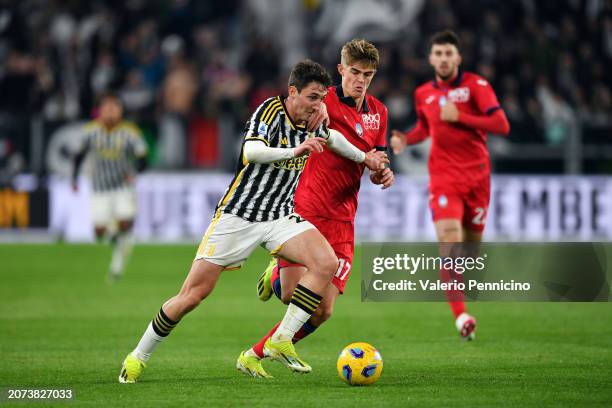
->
<box><xmin>80</xmin><ymin>121</ymin><xmax>148</xmax><ymax>192</ymax></box>
<box><xmin>216</xmin><ymin>96</ymin><xmax>328</xmax><ymax>222</ymax></box>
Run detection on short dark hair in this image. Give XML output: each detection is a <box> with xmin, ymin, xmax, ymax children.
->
<box><xmin>429</xmin><ymin>30</ymin><xmax>461</xmax><ymax>52</ymax></box>
<box><xmin>288</xmin><ymin>59</ymin><xmax>332</xmax><ymax>92</ymax></box>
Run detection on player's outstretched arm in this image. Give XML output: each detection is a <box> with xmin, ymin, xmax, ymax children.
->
<box><xmin>326</xmin><ymin>129</ymin><xmax>389</xmax><ymax>170</ymax></box>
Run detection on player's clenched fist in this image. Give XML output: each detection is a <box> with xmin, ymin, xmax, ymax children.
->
<box><xmin>370</xmin><ymin>167</ymin><xmax>395</xmax><ymax>190</ymax></box>
<box><xmin>294</xmin><ymin>137</ymin><xmax>327</xmax><ymax>157</ymax></box>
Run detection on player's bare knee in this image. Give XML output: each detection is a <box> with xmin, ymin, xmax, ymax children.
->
<box><xmin>310</xmin><ymin>254</ymin><xmax>338</xmax><ymax>280</ymax></box>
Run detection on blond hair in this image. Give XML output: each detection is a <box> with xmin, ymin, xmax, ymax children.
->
<box><xmin>340</xmin><ymin>39</ymin><xmax>379</xmax><ymax>69</ymax></box>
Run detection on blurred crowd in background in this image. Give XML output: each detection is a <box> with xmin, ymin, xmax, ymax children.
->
<box><xmin>0</xmin><ymin>0</ymin><xmax>610</xmax><ymax>183</ymax></box>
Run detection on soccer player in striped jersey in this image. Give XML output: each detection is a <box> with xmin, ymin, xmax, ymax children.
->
<box><xmin>72</xmin><ymin>93</ymin><xmax>148</xmax><ymax>281</ymax></box>
<box><xmin>118</xmin><ymin>60</ymin><xmax>388</xmax><ymax>383</ymax></box>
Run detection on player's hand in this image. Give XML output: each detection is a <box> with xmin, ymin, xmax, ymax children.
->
<box><xmin>71</xmin><ymin>180</ymin><xmax>79</xmax><ymax>193</ymax></box>
<box><xmin>390</xmin><ymin>130</ymin><xmax>406</xmax><ymax>155</ymax></box>
<box><xmin>307</xmin><ymin>102</ymin><xmax>329</xmax><ymax>131</ymax></box>
<box><xmin>370</xmin><ymin>167</ymin><xmax>395</xmax><ymax>190</ymax></box>
<box><xmin>125</xmin><ymin>175</ymin><xmax>135</xmax><ymax>185</ymax></box>
<box><xmin>440</xmin><ymin>101</ymin><xmax>459</xmax><ymax>122</ymax></box>
<box><xmin>294</xmin><ymin>137</ymin><xmax>327</xmax><ymax>157</ymax></box>
<box><xmin>363</xmin><ymin>149</ymin><xmax>389</xmax><ymax>171</ymax></box>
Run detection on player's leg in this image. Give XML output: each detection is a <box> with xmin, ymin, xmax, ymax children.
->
<box><xmin>108</xmin><ymin>188</ymin><xmax>137</xmax><ymax>279</ymax></box>
<box><xmin>264</xmin><ymin>229</ymin><xmax>337</xmax><ymax>372</ymax></box>
<box><xmin>242</xmin><ymin>280</ymin><xmax>341</xmax><ymax>379</ymax></box>
<box><xmin>454</xmin><ymin>178</ymin><xmax>490</xmax><ymax>340</ymax></box>
<box><xmin>294</xmin><ymin>243</ymin><xmax>352</xmax><ymax>340</ymax></box>
<box><xmin>246</xmin><ymin>240</ymin><xmax>352</xmax><ymax>370</ymax></box>
<box><xmin>91</xmin><ymin>192</ymin><xmax>111</xmax><ymax>242</ymax></box>
<box><xmin>453</xmin><ymin>226</ymin><xmax>482</xmax><ymax>339</ymax></box>
<box><xmin>254</xmin><ymin>214</ymin><xmax>337</xmax><ymax>373</ymax></box>
<box><xmin>259</xmin><ymin>216</ymin><xmax>349</xmax><ymax>304</ymax></box>
<box><xmin>430</xmin><ymin>189</ymin><xmax>471</xmax><ymax>337</ymax></box>
<box><xmin>122</xmin><ymin>212</ymin><xmax>258</xmax><ymax>383</ymax></box>
<box><xmin>120</xmin><ymin>259</ymin><xmax>224</xmax><ymax>383</ymax></box>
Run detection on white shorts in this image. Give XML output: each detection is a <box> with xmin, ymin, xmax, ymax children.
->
<box><xmin>91</xmin><ymin>188</ymin><xmax>137</xmax><ymax>227</ymax></box>
<box><xmin>195</xmin><ymin>212</ymin><xmax>315</xmax><ymax>269</ymax></box>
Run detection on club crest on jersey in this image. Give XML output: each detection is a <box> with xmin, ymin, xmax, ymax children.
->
<box><xmin>361</xmin><ymin>113</ymin><xmax>380</xmax><ymax>130</ymax></box>
<box><xmin>355</xmin><ymin>123</ymin><xmax>363</xmax><ymax>137</ymax></box>
<box><xmin>448</xmin><ymin>87</ymin><xmax>470</xmax><ymax>103</ymax></box>
<box><xmin>438</xmin><ymin>194</ymin><xmax>448</xmax><ymax>208</ymax></box>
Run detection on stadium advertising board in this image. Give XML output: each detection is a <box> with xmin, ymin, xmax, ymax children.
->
<box><xmin>42</xmin><ymin>174</ymin><xmax>612</xmax><ymax>242</ymax></box>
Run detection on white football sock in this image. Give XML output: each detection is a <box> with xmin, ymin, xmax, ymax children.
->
<box><xmin>131</xmin><ymin>323</ymin><xmax>164</xmax><ymax>362</ymax></box>
<box><xmin>273</xmin><ymin>303</ymin><xmax>312</xmax><ymax>341</ymax></box>
<box><xmin>110</xmin><ymin>232</ymin><xmax>133</xmax><ymax>275</ymax></box>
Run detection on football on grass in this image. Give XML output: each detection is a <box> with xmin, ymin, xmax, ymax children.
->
<box><xmin>337</xmin><ymin>342</ymin><xmax>383</xmax><ymax>386</ymax></box>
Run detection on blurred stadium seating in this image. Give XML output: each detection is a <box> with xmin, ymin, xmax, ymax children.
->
<box><xmin>0</xmin><ymin>0</ymin><xmax>610</xmax><ymax>240</ymax></box>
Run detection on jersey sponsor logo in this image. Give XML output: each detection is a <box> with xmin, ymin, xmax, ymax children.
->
<box><xmin>355</xmin><ymin>123</ymin><xmax>363</xmax><ymax>137</ymax></box>
<box><xmin>272</xmin><ymin>156</ymin><xmax>308</xmax><ymax>171</ymax></box>
<box><xmin>426</xmin><ymin>95</ymin><xmax>436</xmax><ymax>105</ymax></box>
<box><xmin>448</xmin><ymin>87</ymin><xmax>470</xmax><ymax>103</ymax></box>
<box><xmin>361</xmin><ymin>113</ymin><xmax>380</xmax><ymax>130</ymax></box>
<box><xmin>258</xmin><ymin>122</ymin><xmax>269</xmax><ymax>136</ymax></box>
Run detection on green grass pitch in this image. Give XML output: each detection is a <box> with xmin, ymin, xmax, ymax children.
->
<box><xmin>1</xmin><ymin>244</ymin><xmax>611</xmax><ymax>407</ymax></box>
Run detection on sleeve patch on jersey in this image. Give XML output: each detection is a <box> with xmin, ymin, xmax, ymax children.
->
<box><xmin>477</xmin><ymin>79</ymin><xmax>488</xmax><ymax>86</ymax></box>
<box><xmin>257</xmin><ymin>122</ymin><xmax>269</xmax><ymax>136</ymax></box>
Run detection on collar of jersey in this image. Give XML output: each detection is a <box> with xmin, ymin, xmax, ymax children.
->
<box><xmin>279</xmin><ymin>95</ymin><xmax>306</xmax><ymax>130</ymax></box>
<box><xmin>335</xmin><ymin>85</ymin><xmax>369</xmax><ymax>113</ymax></box>
<box><xmin>432</xmin><ymin>70</ymin><xmax>463</xmax><ymax>89</ymax></box>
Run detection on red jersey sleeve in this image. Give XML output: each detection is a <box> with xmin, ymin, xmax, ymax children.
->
<box><xmin>472</xmin><ymin>77</ymin><xmax>501</xmax><ymax>115</ymax></box>
<box><xmin>405</xmin><ymin>93</ymin><xmax>430</xmax><ymax>144</ymax></box>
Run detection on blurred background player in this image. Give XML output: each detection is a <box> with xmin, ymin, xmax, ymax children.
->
<box><xmin>72</xmin><ymin>93</ymin><xmax>148</xmax><ymax>281</ymax></box>
<box><xmin>238</xmin><ymin>39</ymin><xmax>394</xmax><ymax>378</ymax></box>
<box><xmin>119</xmin><ymin>60</ymin><xmax>388</xmax><ymax>383</ymax></box>
<box><xmin>391</xmin><ymin>30</ymin><xmax>510</xmax><ymax>340</ymax></box>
